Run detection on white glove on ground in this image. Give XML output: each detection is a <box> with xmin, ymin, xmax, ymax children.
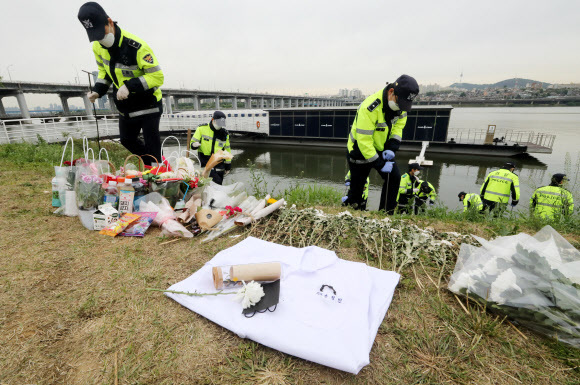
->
<box><xmin>87</xmin><ymin>91</ymin><xmax>99</xmax><ymax>103</ymax></box>
<box><xmin>116</xmin><ymin>85</ymin><xmax>129</xmax><ymax>100</ymax></box>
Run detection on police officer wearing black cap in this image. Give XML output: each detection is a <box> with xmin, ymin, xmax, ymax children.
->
<box><xmin>530</xmin><ymin>173</ymin><xmax>574</xmax><ymax>218</ymax></box>
<box><xmin>344</xmin><ymin>75</ymin><xmax>419</xmax><ymax>213</ymax></box>
<box><xmin>78</xmin><ymin>2</ymin><xmax>165</xmax><ymax>166</ymax></box>
<box><xmin>396</xmin><ymin>162</ymin><xmax>422</xmax><ymax>214</ymax></box>
<box><xmin>190</xmin><ymin>111</ymin><xmax>232</xmax><ymax>184</ymax></box>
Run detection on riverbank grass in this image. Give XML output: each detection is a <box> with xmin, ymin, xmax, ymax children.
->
<box><xmin>0</xmin><ymin>141</ymin><xmax>579</xmax><ymax>384</ymax></box>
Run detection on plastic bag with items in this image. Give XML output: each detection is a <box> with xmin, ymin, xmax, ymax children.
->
<box><xmin>448</xmin><ymin>225</ymin><xmax>580</xmax><ymax>347</ymax></box>
<box><xmin>138</xmin><ymin>192</ymin><xmax>193</xmax><ymax>238</ymax></box>
<box><xmin>201</xmin><ymin>181</ymin><xmax>247</xmax><ymax>209</ymax></box>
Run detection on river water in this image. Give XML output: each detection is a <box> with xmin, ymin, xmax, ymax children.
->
<box><xmin>176</xmin><ymin>107</ymin><xmax>580</xmax><ymax>211</ymax></box>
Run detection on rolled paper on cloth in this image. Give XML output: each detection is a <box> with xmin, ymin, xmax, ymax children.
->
<box><xmin>212</xmin><ymin>262</ymin><xmax>282</xmax><ymax>290</ymax></box>
<box><xmin>202</xmin><ymin>150</ymin><xmax>234</xmax><ymax>178</ymax></box>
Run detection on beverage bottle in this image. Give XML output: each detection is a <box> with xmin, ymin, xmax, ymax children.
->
<box><xmin>118</xmin><ymin>178</ymin><xmax>135</xmax><ymax>214</ymax></box>
<box><xmin>52</xmin><ymin>176</ymin><xmax>61</xmax><ymax>207</ymax></box>
<box><xmin>132</xmin><ymin>178</ymin><xmax>147</xmax><ymax>211</ymax></box>
<box><xmin>103</xmin><ymin>181</ymin><xmax>119</xmax><ymax>209</ymax></box>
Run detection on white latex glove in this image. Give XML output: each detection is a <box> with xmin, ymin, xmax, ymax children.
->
<box><xmin>116</xmin><ymin>84</ymin><xmax>129</xmax><ymax>100</ymax></box>
<box><xmin>87</xmin><ymin>91</ymin><xmax>99</xmax><ymax>103</ymax></box>
<box><xmin>191</xmin><ymin>142</ymin><xmax>201</xmax><ymax>149</ymax></box>
<box><xmin>413</xmin><ymin>188</ymin><xmax>420</xmax><ymax>194</ymax></box>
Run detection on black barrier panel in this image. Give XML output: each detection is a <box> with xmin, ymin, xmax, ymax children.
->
<box><xmin>320</xmin><ymin>115</ymin><xmax>334</xmax><ymax>137</ymax></box>
<box><xmin>414</xmin><ymin>116</ymin><xmax>435</xmax><ymax>141</ymax></box>
<box><xmin>294</xmin><ymin>115</ymin><xmax>306</xmax><ymax>137</ymax></box>
<box><xmin>334</xmin><ymin>115</ymin><xmax>350</xmax><ymax>139</ymax></box>
<box><xmin>281</xmin><ymin>114</ymin><xmax>293</xmax><ymax>136</ymax></box>
<box><xmin>307</xmin><ymin>114</ymin><xmax>320</xmax><ymax>137</ymax></box>
<box><xmin>433</xmin><ymin>116</ymin><xmax>449</xmax><ymax>142</ymax></box>
<box><xmin>270</xmin><ymin>112</ymin><xmax>281</xmax><ymax>136</ymax></box>
<box><xmin>402</xmin><ymin>116</ymin><xmax>417</xmax><ymax>140</ymax></box>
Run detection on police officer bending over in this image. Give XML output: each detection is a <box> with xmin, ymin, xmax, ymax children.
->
<box><xmin>190</xmin><ymin>111</ymin><xmax>231</xmax><ymax>185</ymax></box>
<box><xmin>397</xmin><ymin>163</ymin><xmax>422</xmax><ymax>214</ymax></box>
<box><xmin>79</xmin><ymin>2</ymin><xmax>164</xmax><ymax>166</ymax></box>
<box><xmin>458</xmin><ymin>191</ymin><xmax>484</xmax><ymax>213</ymax></box>
<box><xmin>480</xmin><ymin>162</ymin><xmax>520</xmax><ymax>214</ymax></box>
<box><xmin>343</xmin><ymin>75</ymin><xmax>419</xmax><ymax>213</ymax></box>
<box><xmin>414</xmin><ymin>180</ymin><xmax>436</xmax><ymax>214</ymax></box>
<box><xmin>530</xmin><ymin>173</ymin><xmax>574</xmax><ymax>219</ymax></box>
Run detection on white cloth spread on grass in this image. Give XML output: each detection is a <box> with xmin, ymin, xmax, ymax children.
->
<box><xmin>165</xmin><ymin>237</ymin><xmax>400</xmax><ymax>374</ymax></box>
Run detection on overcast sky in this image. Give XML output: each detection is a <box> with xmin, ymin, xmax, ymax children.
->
<box><xmin>1</xmin><ymin>0</ymin><xmax>579</xmax><ymax>106</ymax></box>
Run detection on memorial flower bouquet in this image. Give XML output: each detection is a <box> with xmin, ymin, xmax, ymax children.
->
<box><xmin>76</xmin><ymin>174</ymin><xmax>104</xmax><ymax>210</ymax></box>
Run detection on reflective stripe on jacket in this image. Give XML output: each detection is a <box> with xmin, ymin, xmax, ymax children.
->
<box><xmin>93</xmin><ymin>25</ymin><xmax>164</xmax><ymax>115</ymax></box>
<box><xmin>347</xmin><ymin>89</ymin><xmax>407</xmax><ymax>164</ymax></box>
<box><xmin>191</xmin><ymin>123</ymin><xmax>231</xmax><ymax>166</ymax></box>
<box><xmin>530</xmin><ymin>185</ymin><xmax>574</xmax><ymax>218</ymax></box>
<box><xmin>463</xmin><ymin>193</ymin><xmax>483</xmax><ymax>212</ymax></box>
<box><xmin>480</xmin><ymin>168</ymin><xmax>520</xmax><ymax>203</ymax></box>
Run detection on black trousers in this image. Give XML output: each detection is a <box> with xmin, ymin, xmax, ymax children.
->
<box><xmin>482</xmin><ymin>199</ymin><xmax>507</xmax><ymax>215</ymax></box>
<box><xmin>119</xmin><ymin>112</ymin><xmax>162</xmax><ymax>166</ymax></box>
<box><xmin>346</xmin><ymin>159</ymin><xmax>400</xmax><ymax>213</ymax></box>
<box><xmin>379</xmin><ymin>162</ymin><xmax>401</xmax><ymax>214</ymax></box>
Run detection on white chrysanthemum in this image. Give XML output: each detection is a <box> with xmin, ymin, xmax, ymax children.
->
<box><xmin>233</xmin><ymin>281</ymin><xmax>265</xmax><ymax>309</ymax></box>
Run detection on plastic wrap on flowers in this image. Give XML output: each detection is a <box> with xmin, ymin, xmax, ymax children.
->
<box><xmin>138</xmin><ymin>192</ymin><xmax>193</xmax><ymax>238</ymax></box>
<box><xmin>448</xmin><ymin>225</ymin><xmax>580</xmax><ymax>347</ymax></box>
<box><xmin>75</xmin><ymin>162</ymin><xmax>104</xmax><ymax>230</ymax></box>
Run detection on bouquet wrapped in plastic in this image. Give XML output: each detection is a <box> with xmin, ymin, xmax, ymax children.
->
<box><xmin>138</xmin><ymin>192</ymin><xmax>193</xmax><ymax>238</ymax></box>
<box><xmin>75</xmin><ymin>162</ymin><xmax>104</xmax><ymax>230</ymax></box>
<box><xmin>448</xmin><ymin>225</ymin><xmax>580</xmax><ymax>347</ymax></box>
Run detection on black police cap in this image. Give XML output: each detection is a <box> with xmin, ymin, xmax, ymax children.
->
<box><xmin>503</xmin><ymin>162</ymin><xmax>517</xmax><ymax>169</ymax></box>
<box><xmin>78</xmin><ymin>2</ymin><xmax>109</xmax><ymax>42</ymax></box>
<box><xmin>408</xmin><ymin>162</ymin><xmax>423</xmax><ymax>171</ymax></box>
<box><xmin>458</xmin><ymin>191</ymin><xmax>466</xmax><ymax>198</ymax></box>
<box><xmin>213</xmin><ymin>111</ymin><xmax>226</xmax><ymax>119</ymax></box>
<box><xmin>552</xmin><ymin>173</ymin><xmax>567</xmax><ymax>184</ymax></box>
<box><xmin>392</xmin><ymin>75</ymin><xmax>419</xmax><ymax>112</ymax></box>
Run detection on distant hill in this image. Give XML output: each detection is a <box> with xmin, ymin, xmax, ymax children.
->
<box><xmin>449</xmin><ymin>78</ymin><xmax>551</xmax><ymax>90</ymax></box>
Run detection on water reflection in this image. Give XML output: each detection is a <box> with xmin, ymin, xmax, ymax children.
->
<box><xmin>223</xmin><ymin>144</ymin><xmax>548</xmax><ymax>211</ymax></box>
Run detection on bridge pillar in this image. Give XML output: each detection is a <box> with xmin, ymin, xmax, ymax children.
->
<box><xmin>164</xmin><ymin>95</ymin><xmax>172</xmax><ymax>114</ymax></box>
<box><xmin>260</xmin><ymin>97</ymin><xmax>265</xmax><ymax>109</ymax></box>
<box><xmin>215</xmin><ymin>96</ymin><xmax>220</xmax><ymax>110</ymax></box>
<box><xmin>279</xmin><ymin>98</ymin><xmax>284</xmax><ymax>108</ymax></box>
<box><xmin>193</xmin><ymin>95</ymin><xmax>199</xmax><ymax>110</ymax></box>
<box><xmin>301</xmin><ymin>99</ymin><xmax>305</xmax><ymax>107</ymax></box>
<box><xmin>0</xmin><ymin>97</ymin><xmax>5</xmax><ymax>116</ymax></box>
<box><xmin>232</xmin><ymin>96</ymin><xmax>238</xmax><ymax>110</ymax></box>
<box><xmin>59</xmin><ymin>95</ymin><xmax>70</xmax><ymax>115</ymax></box>
<box><xmin>246</xmin><ymin>97</ymin><xmax>251</xmax><ymax>109</ymax></box>
<box><xmin>15</xmin><ymin>92</ymin><xmax>31</xmax><ymax>120</ymax></box>
<box><xmin>82</xmin><ymin>94</ymin><xmax>93</xmax><ymax>118</ymax></box>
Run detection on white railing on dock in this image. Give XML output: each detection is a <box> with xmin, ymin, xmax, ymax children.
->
<box><xmin>0</xmin><ymin>111</ymin><xmax>268</xmax><ymax>145</ymax></box>
<box><xmin>447</xmin><ymin>128</ymin><xmax>555</xmax><ymax>150</ymax></box>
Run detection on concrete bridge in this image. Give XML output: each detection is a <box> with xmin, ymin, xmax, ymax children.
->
<box><xmin>0</xmin><ymin>80</ymin><xmax>345</xmax><ymax>119</ymax></box>
<box><xmin>417</xmin><ymin>96</ymin><xmax>580</xmax><ymax>106</ymax></box>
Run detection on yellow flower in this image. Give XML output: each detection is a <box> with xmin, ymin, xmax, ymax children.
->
<box><xmin>267</xmin><ymin>198</ymin><xmax>277</xmax><ymax>205</ymax></box>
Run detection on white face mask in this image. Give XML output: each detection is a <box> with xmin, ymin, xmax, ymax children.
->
<box><xmin>388</xmin><ymin>100</ymin><xmax>400</xmax><ymax>111</ymax></box>
<box><xmin>213</xmin><ymin>118</ymin><xmax>225</xmax><ymax>129</ymax></box>
<box><xmin>414</xmin><ymin>170</ymin><xmax>420</xmax><ymax>176</ymax></box>
<box><xmin>99</xmin><ymin>33</ymin><xmax>115</xmax><ymax>48</ymax></box>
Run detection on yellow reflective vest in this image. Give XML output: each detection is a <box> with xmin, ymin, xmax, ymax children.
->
<box><xmin>93</xmin><ymin>25</ymin><xmax>164</xmax><ymax>117</ymax></box>
<box><xmin>347</xmin><ymin>88</ymin><xmax>407</xmax><ymax>164</ymax></box>
<box><xmin>191</xmin><ymin>123</ymin><xmax>232</xmax><ymax>169</ymax></box>
<box><xmin>463</xmin><ymin>193</ymin><xmax>483</xmax><ymax>212</ymax></box>
<box><xmin>416</xmin><ymin>180</ymin><xmax>437</xmax><ymax>201</ymax></box>
<box><xmin>530</xmin><ymin>185</ymin><xmax>574</xmax><ymax>218</ymax></box>
<box><xmin>480</xmin><ymin>168</ymin><xmax>520</xmax><ymax>204</ymax></box>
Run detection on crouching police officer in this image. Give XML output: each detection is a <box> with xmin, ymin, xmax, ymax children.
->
<box><xmin>480</xmin><ymin>162</ymin><xmax>520</xmax><ymax>214</ymax></box>
<box><xmin>190</xmin><ymin>111</ymin><xmax>231</xmax><ymax>184</ymax></box>
<box><xmin>343</xmin><ymin>75</ymin><xmax>419</xmax><ymax>213</ymax></box>
<box><xmin>530</xmin><ymin>173</ymin><xmax>574</xmax><ymax>218</ymax></box>
<box><xmin>343</xmin><ymin>171</ymin><xmax>369</xmax><ymax>210</ymax></box>
<box><xmin>458</xmin><ymin>191</ymin><xmax>484</xmax><ymax>213</ymax></box>
<box><xmin>414</xmin><ymin>180</ymin><xmax>436</xmax><ymax>214</ymax></box>
<box><xmin>78</xmin><ymin>2</ymin><xmax>164</xmax><ymax>165</ymax></box>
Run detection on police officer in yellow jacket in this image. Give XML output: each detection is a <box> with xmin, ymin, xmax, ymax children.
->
<box><xmin>458</xmin><ymin>192</ymin><xmax>484</xmax><ymax>213</ymax></box>
<box><xmin>78</xmin><ymin>2</ymin><xmax>164</xmax><ymax>166</ymax></box>
<box><xmin>397</xmin><ymin>163</ymin><xmax>422</xmax><ymax>213</ymax></box>
<box><xmin>530</xmin><ymin>173</ymin><xmax>574</xmax><ymax>218</ymax></box>
<box><xmin>344</xmin><ymin>75</ymin><xmax>419</xmax><ymax>213</ymax></box>
<box><xmin>190</xmin><ymin>111</ymin><xmax>231</xmax><ymax>185</ymax></box>
<box><xmin>480</xmin><ymin>162</ymin><xmax>520</xmax><ymax>213</ymax></box>
<box><xmin>414</xmin><ymin>180</ymin><xmax>436</xmax><ymax>214</ymax></box>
